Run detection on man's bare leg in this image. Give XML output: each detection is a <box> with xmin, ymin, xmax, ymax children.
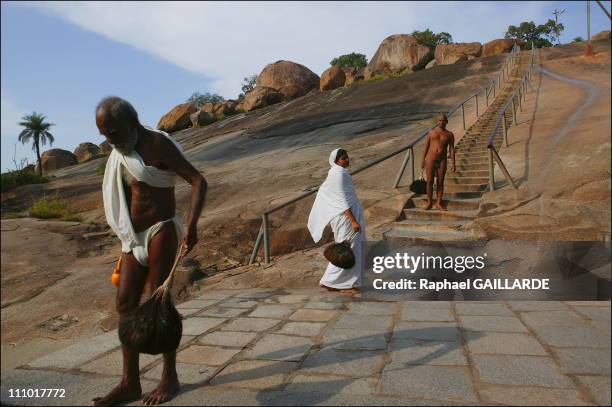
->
<box><xmin>424</xmin><ymin>159</ymin><xmax>436</xmax><ymax>210</ymax></box>
<box><xmin>435</xmin><ymin>159</ymin><xmax>447</xmax><ymax>211</ymax></box>
<box><xmin>142</xmin><ymin>222</ymin><xmax>180</xmax><ymax>406</ymax></box>
<box><xmin>92</xmin><ymin>253</ymin><xmax>147</xmax><ymax>406</ymax></box>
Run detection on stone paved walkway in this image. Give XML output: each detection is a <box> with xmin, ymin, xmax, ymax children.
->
<box><xmin>1</xmin><ymin>289</ymin><xmax>610</xmax><ymax>406</ymax></box>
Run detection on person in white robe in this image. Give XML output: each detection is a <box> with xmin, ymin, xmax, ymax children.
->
<box><xmin>307</xmin><ymin>148</ymin><xmax>365</xmax><ymax>291</ymax></box>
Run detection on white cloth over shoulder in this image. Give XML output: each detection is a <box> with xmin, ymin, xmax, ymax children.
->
<box><xmin>102</xmin><ymin>128</ymin><xmax>184</xmax><ymax>253</ymax></box>
<box><xmin>307</xmin><ymin>148</ymin><xmax>360</xmax><ymax>243</ymax></box>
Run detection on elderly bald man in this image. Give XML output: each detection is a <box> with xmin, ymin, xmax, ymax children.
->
<box><xmin>93</xmin><ymin>96</ymin><xmax>206</xmax><ymax>406</ymax></box>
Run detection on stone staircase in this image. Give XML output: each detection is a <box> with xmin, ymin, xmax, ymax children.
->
<box><xmin>373</xmin><ymin>56</ymin><xmax>528</xmax><ymax>243</ymax></box>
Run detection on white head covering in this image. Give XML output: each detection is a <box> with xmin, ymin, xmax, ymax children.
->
<box><xmin>307</xmin><ymin>148</ymin><xmax>359</xmax><ymax>242</ymax></box>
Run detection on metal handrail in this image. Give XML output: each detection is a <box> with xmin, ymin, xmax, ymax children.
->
<box><xmin>486</xmin><ymin>42</ymin><xmax>537</xmax><ymax>191</ymax></box>
<box><xmin>249</xmin><ymin>43</ymin><xmax>522</xmax><ymax>264</ymax></box>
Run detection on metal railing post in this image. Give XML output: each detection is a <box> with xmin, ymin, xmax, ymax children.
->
<box><xmin>488</xmin><ymin>148</ymin><xmax>495</xmax><ymax>191</ymax></box>
<box><xmin>502</xmin><ymin>111</ymin><xmax>508</xmax><ymax>147</ymax></box>
<box><xmin>393</xmin><ymin>148</ymin><xmax>411</xmax><ymax>188</ymax></box>
<box><xmin>262</xmin><ymin>213</ymin><xmax>270</xmax><ymax>264</ymax></box>
<box><xmin>491</xmin><ymin>149</ymin><xmax>518</xmax><ymax>190</ymax></box>
<box><xmin>486</xmin><ymin>86</ymin><xmax>489</xmax><ymax>106</ymax></box>
<box><xmin>475</xmin><ymin>93</ymin><xmax>479</xmax><ymax>116</ymax></box>
<box><xmin>518</xmin><ymin>87</ymin><xmax>523</xmax><ymax>111</ymax></box>
<box><xmin>410</xmin><ymin>147</ymin><xmax>415</xmax><ymax>184</ymax></box>
<box><xmin>461</xmin><ymin>103</ymin><xmax>466</xmax><ymax>130</ymax></box>
<box><xmin>493</xmin><ymin>82</ymin><xmax>496</xmax><ymax>98</ymax></box>
<box><xmin>249</xmin><ymin>225</ymin><xmax>264</xmax><ymax>264</ymax></box>
<box><xmin>511</xmin><ymin>98</ymin><xmax>517</xmax><ymax>125</ymax></box>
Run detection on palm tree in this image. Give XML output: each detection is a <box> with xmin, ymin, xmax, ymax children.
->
<box><xmin>18</xmin><ymin>112</ymin><xmax>55</xmax><ymax>176</ymax></box>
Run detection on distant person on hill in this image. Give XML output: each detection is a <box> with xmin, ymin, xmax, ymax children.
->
<box><xmin>308</xmin><ymin>148</ymin><xmax>364</xmax><ymax>294</ymax></box>
<box><xmin>93</xmin><ymin>96</ymin><xmax>207</xmax><ymax>406</ymax></box>
<box><xmin>421</xmin><ymin>114</ymin><xmax>456</xmax><ymax>210</ymax></box>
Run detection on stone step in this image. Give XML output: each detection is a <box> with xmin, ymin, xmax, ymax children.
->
<box><xmin>377</xmin><ymin>227</ymin><xmax>476</xmax><ymax>242</ymax></box>
<box><xmin>392</xmin><ymin>219</ymin><xmax>466</xmax><ymax>232</ymax></box>
<box><xmin>456</xmin><ymin>157</ymin><xmax>488</xmax><ymax>165</ymax></box>
<box><xmin>452</xmin><ymin>170</ymin><xmax>489</xmax><ymax>177</ymax></box>
<box><xmin>410</xmin><ymin>196</ymin><xmax>481</xmax><ymax>211</ymax></box>
<box><xmin>456</xmin><ymin>163</ymin><xmax>489</xmax><ymax>170</ymax></box>
<box><xmin>446</xmin><ymin>176</ymin><xmax>489</xmax><ymax>184</ymax></box>
<box><xmin>402</xmin><ymin>208</ymin><xmax>477</xmax><ymax>221</ymax></box>
<box><xmin>412</xmin><ymin>190</ymin><xmax>483</xmax><ymax>199</ymax></box>
<box><xmin>439</xmin><ymin>183</ymin><xmax>487</xmax><ymax>192</ymax></box>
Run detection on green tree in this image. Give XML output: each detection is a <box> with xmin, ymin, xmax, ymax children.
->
<box><xmin>330</xmin><ymin>52</ymin><xmax>368</xmax><ymax>69</ymax></box>
<box><xmin>411</xmin><ymin>29</ymin><xmax>453</xmax><ymax>51</ymax></box>
<box><xmin>572</xmin><ymin>36</ymin><xmax>584</xmax><ymax>43</ymax></box>
<box><xmin>238</xmin><ymin>75</ymin><xmax>258</xmax><ymax>100</ymax></box>
<box><xmin>187</xmin><ymin>92</ymin><xmax>225</xmax><ymax>107</ymax></box>
<box><xmin>18</xmin><ymin>112</ymin><xmax>55</xmax><ymax>176</ymax></box>
<box><xmin>504</xmin><ymin>19</ymin><xmax>564</xmax><ymax>49</ymax></box>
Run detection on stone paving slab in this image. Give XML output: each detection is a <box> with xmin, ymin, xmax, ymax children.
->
<box><xmin>243</xmin><ymin>334</ymin><xmax>313</xmax><ymax>362</ymax></box>
<box><xmin>551</xmin><ymin>347</ymin><xmax>611</xmax><ymax>375</ymax></box>
<box><xmin>198</xmin><ymin>331</ymin><xmax>258</xmax><ymax>348</ymax></box>
<box><xmin>210</xmin><ymin>359</ymin><xmax>297</xmax><ymax>389</ymax></box>
<box><xmin>303</xmin><ymin>301</ymin><xmax>346</xmax><ymax>310</ymax></box>
<box><xmin>346</xmin><ymin>302</ymin><xmax>396</xmax><ymax>316</ymax></box>
<box><xmin>197</xmin><ymin>306</ymin><xmax>247</xmax><ymax>318</ymax></box>
<box><xmin>277</xmin><ymin>321</ymin><xmax>326</xmax><ymax>337</ymax></box>
<box><xmin>27</xmin><ymin>330</ymin><xmax>120</xmax><ymax>369</ymax></box>
<box><xmin>323</xmin><ymin>328</ymin><xmax>388</xmax><ymax>351</ymax></box>
<box><xmin>78</xmin><ymin>349</ymin><xmax>160</xmax><ymax>375</ymax></box>
<box><xmin>388</xmin><ymin>339</ymin><xmax>468</xmax><ymax>366</ymax></box>
<box><xmin>380</xmin><ymin>365</ymin><xmax>477</xmax><ymax>403</ymax></box>
<box><xmin>176</xmin><ymin>299</ymin><xmax>220</xmax><ymax>310</ymax></box>
<box><xmin>177</xmin><ymin>345</ymin><xmax>241</xmax><ymax>366</ymax></box>
<box><xmin>393</xmin><ymin>322</ymin><xmax>460</xmax><ymax>342</ymax></box>
<box><xmin>530</xmin><ymin>325</ymin><xmax>611</xmax><ymax>348</ymax></box>
<box><xmin>301</xmin><ymin>348</ymin><xmax>385</xmax><ymax>377</ymax></box>
<box><xmin>520</xmin><ymin>310</ymin><xmax>589</xmax><ymax>327</ymax></box>
<box><xmin>248</xmin><ymin>304</ymin><xmax>296</xmax><ymax>319</ymax></box>
<box><xmin>472</xmin><ymin>354</ymin><xmax>574</xmax><ymax>388</ymax></box>
<box><xmin>401</xmin><ymin>307</ymin><xmax>455</xmax><ymax>322</ymax></box>
<box><xmin>283</xmin><ymin>374</ymin><xmax>378</xmax><ymax>395</ymax></box>
<box><xmin>454</xmin><ymin>302</ymin><xmax>514</xmax><ymax>316</ymax></box>
<box><xmin>220</xmin><ymin>317</ymin><xmax>281</xmax><ymax>332</ymax></box>
<box><xmin>183</xmin><ymin>317</ymin><xmax>227</xmax><ymax>336</ymax></box>
<box><xmin>333</xmin><ymin>313</ymin><xmax>393</xmax><ymax>331</ymax></box>
<box><xmin>463</xmin><ymin>331</ymin><xmax>547</xmax><ymax>355</ymax></box>
<box><xmin>478</xmin><ymin>385</ymin><xmax>591</xmax><ymax>406</ymax></box>
<box><xmin>507</xmin><ymin>301</ymin><xmax>569</xmax><ymax>311</ymax></box>
<box><xmin>290</xmin><ymin>309</ymin><xmax>339</xmax><ymax>322</ymax></box>
<box><xmin>458</xmin><ymin>315</ymin><xmax>528</xmax><ymax>333</ymax></box>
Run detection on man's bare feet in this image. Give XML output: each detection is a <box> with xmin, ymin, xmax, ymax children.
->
<box><xmin>434</xmin><ymin>202</ymin><xmax>447</xmax><ymax>211</ymax></box>
<box><xmin>424</xmin><ymin>201</ymin><xmax>433</xmax><ymax>211</ymax></box>
<box><xmin>142</xmin><ymin>377</ymin><xmax>180</xmax><ymax>405</ymax></box>
<box><xmin>91</xmin><ymin>380</ymin><xmax>142</xmax><ymax>406</ymax></box>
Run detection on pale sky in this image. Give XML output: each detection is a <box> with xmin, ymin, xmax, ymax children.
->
<box><xmin>2</xmin><ymin>1</ymin><xmax>610</xmax><ymax>171</ymax></box>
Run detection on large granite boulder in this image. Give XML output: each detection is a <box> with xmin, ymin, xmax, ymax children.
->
<box><xmin>256</xmin><ymin>60</ymin><xmax>320</xmax><ymax>99</ymax></box>
<box><xmin>482</xmin><ymin>39</ymin><xmax>525</xmax><ymax>57</ymax></box>
<box><xmin>98</xmin><ymin>141</ymin><xmax>112</xmax><ymax>155</ymax></box>
<box><xmin>190</xmin><ymin>110</ymin><xmax>215</xmax><ymax>127</ymax></box>
<box><xmin>320</xmin><ymin>65</ymin><xmax>346</xmax><ymax>91</ymax></box>
<box><xmin>35</xmin><ymin>148</ymin><xmax>77</xmax><ymax>174</ymax></box>
<box><xmin>425</xmin><ymin>59</ymin><xmax>436</xmax><ymax>69</ymax></box>
<box><xmin>242</xmin><ymin>86</ymin><xmax>284</xmax><ymax>111</ymax></box>
<box><xmin>592</xmin><ymin>30</ymin><xmax>611</xmax><ymax>41</ymax></box>
<box><xmin>73</xmin><ymin>142</ymin><xmax>100</xmax><ymax>163</ymax></box>
<box><xmin>434</xmin><ymin>42</ymin><xmax>482</xmax><ymax>65</ymax></box>
<box><xmin>157</xmin><ymin>102</ymin><xmax>197</xmax><ymax>132</ymax></box>
<box><xmin>365</xmin><ymin>34</ymin><xmax>431</xmax><ymax>78</ymax></box>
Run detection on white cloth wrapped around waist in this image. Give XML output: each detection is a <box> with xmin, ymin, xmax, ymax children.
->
<box><xmin>102</xmin><ymin>129</ymin><xmax>184</xmax><ymax>253</ymax></box>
